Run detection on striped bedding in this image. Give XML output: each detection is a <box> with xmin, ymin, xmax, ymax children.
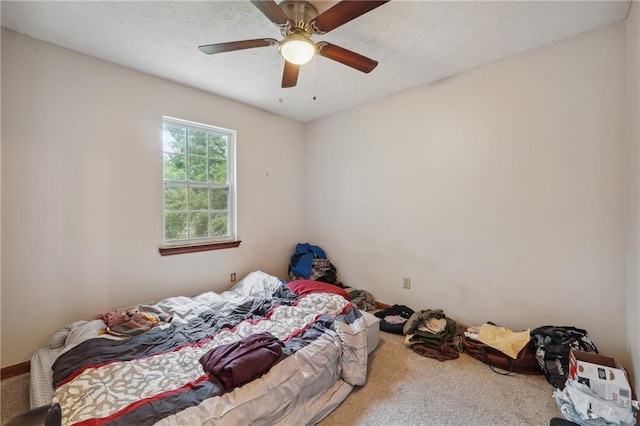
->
<box><xmin>45</xmin><ymin>271</ymin><xmax>368</xmax><ymax>425</ymax></box>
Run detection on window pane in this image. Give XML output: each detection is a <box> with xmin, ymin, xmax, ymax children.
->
<box><xmin>188</xmin><ymin>156</ymin><xmax>207</xmax><ymax>182</ymax></box>
<box><xmin>189</xmin><ymin>212</ymin><xmax>209</xmax><ymax>238</ymax></box>
<box><xmin>164</xmin><ymin>186</ymin><xmax>187</xmax><ymax>211</ymax></box>
<box><xmin>189</xmin><ymin>187</ymin><xmax>208</xmax><ymax>210</ymax></box>
<box><xmin>163</xmin><ymin>125</ymin><xmax>186</xmax><ymax>154</ymax></box>
<box><xmin>208</xmin><ymin>134</ymin><xmax>228</xmax><ymax>159</ymax></box>
<box><xmin>208</xmin><ymin>159</ymin><xmax>227</xmax><ymax>184</ymax></box>
<box><xmin>164</xmin><ymin>154</ymin><xmax>186</xmax><ymax>181</ymax></box>
<box><xmin>210</xmin><ymin>212</ymin><xmax>228</xmax><ymax>237</ymax></box>
<box><xmin>162</xmin><ymin>118</ymin><xmax>235</xmax><ymax>244</ymax></box>
<box><xmin>210</xmin><ymin>188</ymin><xmax>228</xmax><ymax>210</ymax></box>
<box><xmin>165</xmin><ymin>213</ymin><xmax>187</xmax><ymax>240</ymax></box>
<box><xmin>187</xmin><ymin>129</ymin><xmax>207</xmax><ymax>156</ymax></box>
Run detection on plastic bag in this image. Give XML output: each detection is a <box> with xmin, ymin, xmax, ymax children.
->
<box><xmin>553</xmin><ymin>380</ymin><xmax>636</xmax><ymax>425</ymax></box>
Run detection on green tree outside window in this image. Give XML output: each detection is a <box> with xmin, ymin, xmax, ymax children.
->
<box><xmin>162</xmin><ymin>118</ymin><xmax>235</xmax><ymax>243</ymax></box>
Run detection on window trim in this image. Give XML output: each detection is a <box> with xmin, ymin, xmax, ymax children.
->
<box><xmin>159</xmin><ymin>240</ymin><xmax>241</xmax><ymax>256</ymax></box>
<box><xmin>160</xmin><ymin>116</ymin><xmax>237</xmax><ymax>251</ymax></box>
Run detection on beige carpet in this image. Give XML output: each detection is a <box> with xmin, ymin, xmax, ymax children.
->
<box><xmin>1</xmin><ymin>331</ymin><xmax>562</xmax><ymax>425</ymax></box>
<box><xmin>320</xmin><ymin>331</ymin><xmax>562</xmax><ymax>426</ymax></box>
<box><xmin>1</xmin><ymin>373</ymin><xmax>30</xmax><ymax>425</ymax></box>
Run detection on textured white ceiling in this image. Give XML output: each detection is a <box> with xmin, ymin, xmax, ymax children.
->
<box><xmin>1</xmin><ymin>1</ymin><xmax>631</xmax><ymax>122</ymax></box>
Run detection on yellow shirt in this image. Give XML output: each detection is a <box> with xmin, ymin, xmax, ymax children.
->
<box><xmin>477</xmin><ymin>323</ymin><xmax>531</xmax><ymax>359</ymax></box>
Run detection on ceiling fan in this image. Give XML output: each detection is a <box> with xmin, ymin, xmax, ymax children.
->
<box><xmin>198</xmin><ymin>0</ymin><xmax>390</xmax><ymax>88</ymax></box>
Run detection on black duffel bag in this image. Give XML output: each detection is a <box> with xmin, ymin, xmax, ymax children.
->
<box><xmin>530</xmin><ymin>325</ymin><xmax>598</xmax><ymax>389</ymax></box>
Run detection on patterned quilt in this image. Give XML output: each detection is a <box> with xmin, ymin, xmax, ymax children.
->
<box><xmin>51</xmin><ymin>271</ymin><xmax>368</xmax><ymax>425</ymax></box>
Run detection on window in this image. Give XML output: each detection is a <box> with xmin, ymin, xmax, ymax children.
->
<box><xmin>161</xmin><ymin>117</ymin><xmax>237</xmax><ymax>250</ymax></box>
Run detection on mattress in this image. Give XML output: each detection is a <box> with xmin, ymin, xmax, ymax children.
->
<box><xmin>30</xmin><ymin>271</ymin><xmax>380</xmax><ymax>423</ymax></box>
<box><xmin>360</xmin><ymin>310</ymin><xmax>381</xmax><ymax>354</ymax></box>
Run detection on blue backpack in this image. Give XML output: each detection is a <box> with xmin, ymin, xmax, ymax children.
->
<box><xmin>289</xmin><ymin>243</ymin><xmax>326</xmax><ymax>279</ymax></box>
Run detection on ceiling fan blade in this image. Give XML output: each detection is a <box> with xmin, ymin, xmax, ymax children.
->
<box><xmin>317</xmin><ymin>42</ymin><xmax>378</xmax><ymax>73</ymax></box>
<box><xmin>282</xmin><ymin>61</ymin><xmax>300</xmax><ymax>88</ymax></box>
<box><xmin>198</xmin><ymin>38</ymin><xmax>278</xmax><ymax>55</ymax></box>
<box><xmin>311</xmin><ymin>0</ymin><xmax>390</xmax><ymax>33</ymax></box>
<box><xmin>250</xmin><ymin>0</ymin><xmax>290</xmax><ymax>26</ymax></box>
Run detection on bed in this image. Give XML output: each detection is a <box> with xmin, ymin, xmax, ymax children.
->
<box><xmin>30</xmin><ymin>271</ymin><xmax>380</xmax><ymax>425</ymax></box>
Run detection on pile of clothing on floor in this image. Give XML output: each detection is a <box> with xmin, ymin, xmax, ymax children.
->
<box><xmin>342</xmin><ymin>287</ymin><xmax>377</xmax><ymax>311</ymax></box>
<box><xmin>402</xmin><ymin>309</ymin><xmax>464</xmax><ymax>361</ymax></box>
<box><xmin>375</xmin><ymin>305</ymin><xmax>463</xmax><ymax>361</ymax></box>
<box><xmin>287</xmin><ymin>243</ymin><xmax>377</xmax><ymax>311</ymax></box>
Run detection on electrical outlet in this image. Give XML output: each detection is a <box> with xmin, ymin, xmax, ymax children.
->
<box><xmin>403</xmin><ymin>277</ymin><xmax>411</xmax><ymax>289</ymax></box>
<box><xmin>230</xmin><ymin>272</ymin><xmax>236</xmax><ymax>282</ymax></box>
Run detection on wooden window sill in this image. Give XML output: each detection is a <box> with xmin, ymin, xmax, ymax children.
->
<box><xmin>159</xmin><ymin>240</ymin><xmax>241</xmax><ymax>256</ymax></box>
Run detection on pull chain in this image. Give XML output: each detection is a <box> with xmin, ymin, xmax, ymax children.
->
<box><xmin>312</xmin><ymin>54</ymin><xmax>317</xmax><ymax>101</ymax></box>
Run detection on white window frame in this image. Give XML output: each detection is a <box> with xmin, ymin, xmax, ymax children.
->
<box><xmin>161</xmin><ymin>116</ymin><xmax>237</xmax><ymax>247</ymax></box>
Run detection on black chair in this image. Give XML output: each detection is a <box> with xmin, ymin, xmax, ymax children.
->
<box><xmin>5</xmin><ymin>403</ymin><xmax>61</xmax><ymax>426</ymax></box>
<box><xmin>550</xmin><ymin>417</ymin><xmax>579</xmax><ymax>426</ymax></box>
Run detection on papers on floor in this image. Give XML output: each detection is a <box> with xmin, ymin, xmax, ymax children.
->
<box><xmin>553</xmin><ymin>350</ymin><xmax>637</xmax><ymax>425</ymax></box>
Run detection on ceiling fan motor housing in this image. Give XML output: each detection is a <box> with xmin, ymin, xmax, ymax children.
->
<box><xmin>279</xmin><ymin>1</ymin><xmax>318</xmax><ymax>36</ymax></box>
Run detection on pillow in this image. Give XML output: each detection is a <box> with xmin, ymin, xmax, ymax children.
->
<box><xmin>49</xmin><ymin>320</ymin><xmax>87</xmax><ymax>349</ymax></box>
<box><xmin>286</xmin><ymin>280</ymin><xmax>351</xmax><ymax>301</ymax></box>
<box><xmin>61</xmin><ymin>319</ymin><xmax>124</xmax><ymax>354</ymax></box>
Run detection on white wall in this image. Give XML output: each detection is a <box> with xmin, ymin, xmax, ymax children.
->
<box><xmin>627</xmin><ymin>0</ymin><xmax>640</xmax><ymax>389</ymax></box>
<box><xmin>0</xmin><ymin>29</ymin><xmax>307</xmax><ymax>367</ymax></box>
<box><xmin>306</xmin><ymin>22</ymin><xmax>630</xmax><ymax>363</ymax></box>
<box><xmin>1</xmin><ymin>16</ymin><xmax>636</xmax><ymax>377</ymax></box>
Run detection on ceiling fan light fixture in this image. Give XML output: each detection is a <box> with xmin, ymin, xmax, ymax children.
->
<box><xmin>280</xmin><ymin>34</ymin><xmax>316</xmax><ymax>65</ymax></box>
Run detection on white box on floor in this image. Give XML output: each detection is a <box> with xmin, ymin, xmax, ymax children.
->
<box><xmin>568</xmin><ymin>350</ymin><xmax>632</xmax><ymax>408</ymax></box>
